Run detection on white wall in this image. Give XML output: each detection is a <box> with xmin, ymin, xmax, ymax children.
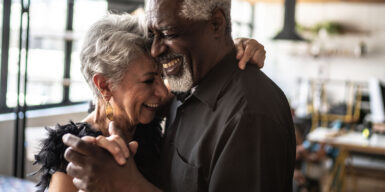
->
<box><xmin>0</xmin><ymin>119</ymin><xmax>16</xmax><ymax>176</ymax></box>
<box><xmin>0</xmin><ymin>104</ymin><xmax>88</xmax><ymax>176</ymax></box>
<box><xmin>248</xmin><ymin>2</ymin><xmax>385</xmax><ymax>104</ymax></box>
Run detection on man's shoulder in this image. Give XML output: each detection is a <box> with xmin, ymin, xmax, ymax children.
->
<box><xmin>240</xmin><ymin>65</ymin><xmax>283</xmax><ymax>96</ymax></box>
<box><xmin>216</xmin><ymin>64</ymin><xmax>292</xmax><ymax>128</ymax></box>
<box><xmin>224</xmin><ymin>65</ymin><xmax>288</xmax><ymax>111</ymax></box>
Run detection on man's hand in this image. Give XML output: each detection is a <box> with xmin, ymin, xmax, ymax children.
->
<box><xmin>63</xmin><ymin>134</ymin><xmax>158</xmax><ymax>192</ymax></box>
<box><xmin>234</xmin><ymin>38</ymin><xmax>266</xmax><ymax>70</ymax></box>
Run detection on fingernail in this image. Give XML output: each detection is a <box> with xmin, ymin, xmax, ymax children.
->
<box><xmin>62</xmin><ymin>134</ymin><xmax>71</xmax><ymax>142</ymax></box>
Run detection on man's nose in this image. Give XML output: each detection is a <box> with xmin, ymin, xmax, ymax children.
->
<box><xmin>151</xmin><ymin>37</ymin><xmax>167</xmax><ymax>58</ymax></box>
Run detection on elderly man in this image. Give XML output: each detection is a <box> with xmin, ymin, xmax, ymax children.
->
<box><xmin>63</xmin><ymin>0</ymin><xmax>295</xmax><ymax>191</ymax></box>
<box><xmin>145</xmin><ymin>0</ymin><xmax>295</xmax><ymax>191</ymax></box>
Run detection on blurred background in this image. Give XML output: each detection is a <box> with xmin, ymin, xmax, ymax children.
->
<box><xmin>0</xmin><ymin>0</ymin><xmax>384</xmax><ymax>191</ymax></box>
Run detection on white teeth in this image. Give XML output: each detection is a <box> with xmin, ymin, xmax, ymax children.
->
<box><xmin>162</xmin><ymin>58</ymin><xmax>180</xmax><ymax>69</ymax></box>
<box><xmin>145</xmin><ymin>103</ymin><xmax>159</xmax><ymax>108</ymax></box>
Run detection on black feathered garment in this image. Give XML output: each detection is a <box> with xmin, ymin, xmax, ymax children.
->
<box><xmin>33</xmin><ymin>116</ymin><xmax>162</xmax><ymax>192</ymax></box>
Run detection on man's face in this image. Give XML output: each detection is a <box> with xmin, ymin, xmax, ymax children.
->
<box><xmin>147</xmin><ymin>0</ymin><xmax>215</xmax><ymax>92</ymax></box>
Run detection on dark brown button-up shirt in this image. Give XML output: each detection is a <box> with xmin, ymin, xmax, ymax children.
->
<box><xmin>160</xmin><ymin>49</ymin><xmax>296</xmax><ymax>192</ymax></box>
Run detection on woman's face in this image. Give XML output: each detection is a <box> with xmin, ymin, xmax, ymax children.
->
<box><xmin>110</xmin><ymin>54</ymin><xmax>168</xmax><ymax>127</ymax></box>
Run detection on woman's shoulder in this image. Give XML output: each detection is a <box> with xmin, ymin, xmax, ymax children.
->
<box><xmin>44</xmin><ymin>121</ymin><xmax>101</xmax><ymax>138</ymax></box>
<box><xmin>33</xmin><ymin>121</ymin><xmax>102</xmax><ymax>192</ymax></box>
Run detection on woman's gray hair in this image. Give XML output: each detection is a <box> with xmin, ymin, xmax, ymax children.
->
<box><xmin>80</xmin><ymin>13</ymin><xmax>149</xmax><ymax>100</ymax></box>
<box><xmin>179</xmin><ymin>0</ymin><xmax>231</xmax><ymax>33</ymax></box>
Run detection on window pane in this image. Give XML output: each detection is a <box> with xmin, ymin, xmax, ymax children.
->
<box><xmin>27</xmin><ymin>0</ymin><xmax>66</xmax><ymax>106</ymax></box>
<box><xmin>6</xmin><ymin>1</ymin><xmax>22</xmax><ymax>107</ymax></box>
<box><xmin>70</xmin><ymin>0</ymin><xmax>108</xmax><ymax>102</ymax></box>
<box><xmin>7</xmin><ymin>0</ymin><xmax>66</xmax><ymax>107</ymax></box>
<box><xmin>231</xmin><ymin>0</ymin><xmax>253</xmax><ymax>38</ymax></box>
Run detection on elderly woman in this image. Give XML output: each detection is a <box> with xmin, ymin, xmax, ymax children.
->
<box><xmin>34</xmin><ymin>13</ymin><xmax>265</xmax><ymax>192</ymax></box>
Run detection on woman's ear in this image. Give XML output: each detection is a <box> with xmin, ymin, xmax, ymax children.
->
<box><xmin>210</xmin><ymin>8</ymin><xmax>226</xmax><ymax>37</ymax></box>
<box><xmin>93</xmin><ymin>74</ymin><xmax>112</xmax><ymax>100</ymax></box>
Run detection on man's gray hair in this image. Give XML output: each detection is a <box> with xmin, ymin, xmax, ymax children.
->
<box><xmin>80</xmin><ymin>13</ymin><xmax>149</xmax><ymax>100</ymax></box>
<box><xmin>179</xmin><ymin>0</ymin><xmax>231</xmax><ymax>33</ymax></box>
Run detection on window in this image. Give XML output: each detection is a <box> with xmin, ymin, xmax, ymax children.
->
<box><xmin>231</xmin><ymin>0</ymin><xmax>254</xmax><ymax>38</ymax></box>
<box><xmin>7</xmin><ymin>0</ymin><xmax>67</xmax><ymax>108</ymax></box>
<box><xmin>0</xmin><ymin>0</ymin><xmax>108</xmax><ymax>113</ymax></box>
<box><xmin>6</xmin><ymin>1</ymin><xmax>22</xmax><ymax>109</ymax></box>
<box><xmin>70</xmin><ymin>0</ymin><xmax>108</xmax><ymax>102</ymax></box>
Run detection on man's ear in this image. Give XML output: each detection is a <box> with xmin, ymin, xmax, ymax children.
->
<box><xmin>93</xmin><ymin>74</ymin><xmax>112</xmax><ymax>100</ymax></box>
<box><xmin>210</xmin><ymin>8</ymin><xmax>227</xmax><ymax>38</ymax></box>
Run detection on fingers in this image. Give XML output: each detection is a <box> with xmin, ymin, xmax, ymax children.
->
<box><xmin>96</xmin><ymin>135</ymin><xmax>128</xmax><ymax>165</ymax></box>
<box><xmin>108</xmin><ymin>121</ymin><xmax>127</xmax><ymax>140</ymax></box>
<box><xmin>235</xmin><ymin>38</ymin><xmax>266</xmax><ymax>70</ymax></box>
<box><xmin>64</xmin><ymin>147</ymin><xmax>88</xmax><ymax>167</ymax></box>
<box><xmin>253</xmin><ymin>48</ymin><xmax>266</xmax><ymax>69</ymax></box>
<box><xmin>239</xmin><ymin>42</ymin><xmax>257</xmax><ymax>70</ymax></box>
<box><xmin>63</xmin><ymin>134</ymin><xmax>94</xmax><ymax>156</ymax></box>
<box><xmin>73</xmin><ymin>177</ymin><xmax>87</xmax><ymax>191</ymax></box>
<box><xmin>81</xmin><ymin>136</ymin><xmax>96</xmax><ymax>144</ymax></box>
<box><xmin>235</xmin><ymin>40</ymin><xmax>244</xmax><ymax>60</ymax></box>
<box><xmin>66</xmin><ymin>162</ymin><xmax>84</xmax><ymax>179</ymax></box>
<box><xmin>108</xmin><ymin>121</ymin><xmax>120</xmax><ymax>135</ymax></box>
<box><xmin>128</xmin><ymin>141</ymin><xmax>139</xmax><ymax>156</ymax></box>
<box><xmin>106</xmin><ymin>135</ymin><xmax>130</xmax><ymax>158</ymax></box>
<box><xmin>73</xmin><ymin>178</ymin><xmax>96</xmax><ymax>192</ymax></box>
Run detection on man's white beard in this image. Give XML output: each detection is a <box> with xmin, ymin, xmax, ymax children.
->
<box><xmin>165</xmin><ymin>62</ymin><xmax>193</xmax><ymax>93</ymax></box>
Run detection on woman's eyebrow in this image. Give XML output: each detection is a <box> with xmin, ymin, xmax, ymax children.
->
<box><xmin>143</xmin><ymin>72</ymin><xmax>158</xmax><ymax>77</ymax></box>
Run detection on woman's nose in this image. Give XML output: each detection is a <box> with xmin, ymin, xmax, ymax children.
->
<box><xmin>154</xmin><ymin>77</ymin><xmax>169</xmax><ymax>100</ymax></box>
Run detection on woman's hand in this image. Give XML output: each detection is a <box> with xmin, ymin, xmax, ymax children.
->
<box><xmin>234</xmin><ymin>38</ymin><xmax>266</xmax><ymax>70</ymax></box>
<box><xmin>81</xmin><ymin>122</ymin><xmax>138</xmax><ymax>165</ymax></box>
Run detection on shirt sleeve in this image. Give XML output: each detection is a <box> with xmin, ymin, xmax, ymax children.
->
<box><xmin>208</xmin><ymin>112</ymin><xmax>295</xmax><ymax>192</ymax></box>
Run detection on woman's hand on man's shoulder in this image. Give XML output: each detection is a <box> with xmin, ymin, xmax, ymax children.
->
<box><xmin>234</xmin><ymin>38</ymin><xmax>266</xmax><ymax>70</ymax></box>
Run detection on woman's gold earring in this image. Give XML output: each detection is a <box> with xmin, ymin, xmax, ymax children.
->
<box><xmin>105</xmin><ymin>101</ymin><xmax>114</xmax><ymax>121</ymax></box>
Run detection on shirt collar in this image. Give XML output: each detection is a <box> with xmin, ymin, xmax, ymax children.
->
<box><xmin>172</xmin><ymin>85</ymin><xmax>198</xmax><ymax>103</ymax></box>
<box><xmin>193</xmin><ymin>48</ymin><xmax>238</xmax><ymax>109</ymax></box>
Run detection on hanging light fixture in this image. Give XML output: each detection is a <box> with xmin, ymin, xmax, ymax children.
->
<box><xmin>240</xmin><ymin>0</ymin><xmax>304</xmax><ymax>41</ymax></box>
<box><xmin>273</xmin><ymin>0</ymin><xmax>304</xmax><ymax>41</ymax></box>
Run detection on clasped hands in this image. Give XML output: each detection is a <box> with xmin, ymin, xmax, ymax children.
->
<box><xmin>63</xmin><ymin>122</ymin><xmax>157</xmax><ymax>192</ymax></box>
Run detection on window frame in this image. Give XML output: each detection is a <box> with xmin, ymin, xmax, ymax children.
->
<box><xmin>0</xmin><ymin>0</ymin><xmax>107</xmax><ymax>114</ymax></box>
<box><xmin>0</xmin><ymin>0</ymin><xmax>12</xmax><ymax>114</ymax></box>
<box><xmin>0</xmin><ymin>0</ymin><xmax>145</xmax><ymax>114</ymax></box>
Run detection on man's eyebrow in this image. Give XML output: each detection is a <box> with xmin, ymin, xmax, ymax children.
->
<box><xmin>158</xmin><ymin>26</ymin><xmax>177</xmax><ymax>31</ymax></box>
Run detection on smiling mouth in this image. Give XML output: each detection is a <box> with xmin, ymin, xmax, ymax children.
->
<box><xmin>162</xmin><ymin>57</ymin><xmax>183</xmax><ymax>76</ymax></box>
<box><xmin>143</xmin><ymin>103</ymin><xmax>159</xmax><ymax>111</ymax></box>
